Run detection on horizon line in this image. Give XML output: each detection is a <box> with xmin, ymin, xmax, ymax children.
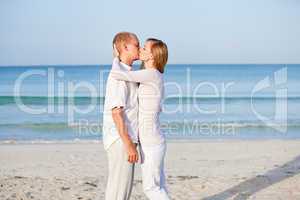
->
<box><xmin>0</xmin><ymin>63</ymin><xmax>298</xmax><ymax>67</ymax></box>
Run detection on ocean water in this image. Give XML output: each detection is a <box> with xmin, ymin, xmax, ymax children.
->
<box><xmin>0</xmin><ymin>64</ymin><xmax>299</xmax><ymax>142</ymax></box>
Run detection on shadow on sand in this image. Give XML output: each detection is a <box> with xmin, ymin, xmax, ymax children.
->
<box><xmin>202</xmin><ymin>155</ymin><xmax>300</xmax><ymax>200</ymax></box>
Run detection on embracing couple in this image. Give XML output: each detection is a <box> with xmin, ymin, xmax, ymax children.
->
<box><xmin>101</xmin><ymin>32</ymin><xmax>170</xmax><ymax>200</ymax></box>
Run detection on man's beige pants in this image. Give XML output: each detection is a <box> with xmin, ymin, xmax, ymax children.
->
<box><xmin>105</xmin><ymin>139</ymin><xmax>135</xmax><ymax>200</ymax></box>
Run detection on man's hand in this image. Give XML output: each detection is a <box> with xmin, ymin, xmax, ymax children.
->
<box><xmin>126</xmin><ymin>142</ymin><xmax>139</xmax><ymax>163</ymax></box>
<box><xmin>111</xmin><ymin>107</ymin><xmax>138</xmax><ymax>163</ymax></box>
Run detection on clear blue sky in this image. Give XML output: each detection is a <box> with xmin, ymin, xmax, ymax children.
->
<box><xmin>1</xmin><ymin>0</ymin><xmax>299</xmax><ymax>65</ymax></box>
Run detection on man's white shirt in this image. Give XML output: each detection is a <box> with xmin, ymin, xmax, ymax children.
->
<box><xmin>102</xmin><ymin>61</ymin><xmax>139</xmax><ymax>151</ymax></box>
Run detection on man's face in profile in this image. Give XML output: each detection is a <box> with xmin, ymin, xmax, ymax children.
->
<box><xmin>126</xmin><ymin>38</ymin><xmax>140</xmax><ymax>61</ymax></box>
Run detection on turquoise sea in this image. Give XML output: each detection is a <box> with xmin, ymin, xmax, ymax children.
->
<box><xmin>0</xmin><ymin>64</ymin><xmax>299</xmax><ymax>142</ymax></box>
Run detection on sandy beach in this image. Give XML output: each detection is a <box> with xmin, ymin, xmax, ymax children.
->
<box><xmin>1</xmin><ymin>139</ymin><xmax>300</xmax><ymax>200</ymax></box>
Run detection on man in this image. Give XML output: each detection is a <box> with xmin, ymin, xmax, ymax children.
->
<box><xmin>102</xmin><ymin>32</ymin><xmax>140</xmax><ymax>200</ymax></box>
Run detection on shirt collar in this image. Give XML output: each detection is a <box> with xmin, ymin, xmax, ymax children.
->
<box><xmin>119</xmin><ymin>61</ymin><xmax>133</xmax><ymax>71</ymax></box>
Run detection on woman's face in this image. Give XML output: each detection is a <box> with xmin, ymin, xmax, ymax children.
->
<box><xmin>139</xmin><ymin>41</ymin><xmax>153</xmax><ymax>62</ymax></box>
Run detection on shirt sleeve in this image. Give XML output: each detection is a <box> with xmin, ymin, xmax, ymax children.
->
<box><xmin>111</xmin><ymin>69</ymin><xmax>156</xmax><ymax>84</ymax></box>
<box><xmin>111</xmin><ymin>57</ymin><xmax>157</xmax><ymax>83</ymax></box>
<box><xmin>108</xmin><ymin>77</ymin><xmax>127</xmax><ymax>110</ymax></box>
<box><xmin>111</xmin><ymin>57</ymin><xmax>122</xmax><ymax>70</ymax></box>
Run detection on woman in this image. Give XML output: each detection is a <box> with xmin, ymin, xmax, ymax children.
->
<box><xmin>111</xmin><ymin>38</ymin><xmax>170</xmax><ymax>200</ymax></box>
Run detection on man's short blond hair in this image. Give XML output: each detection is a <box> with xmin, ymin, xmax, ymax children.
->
<box><xmin>113</xmin><ymin>32</ymin><xmax>138</xmax><ymax>52</ymax></box>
